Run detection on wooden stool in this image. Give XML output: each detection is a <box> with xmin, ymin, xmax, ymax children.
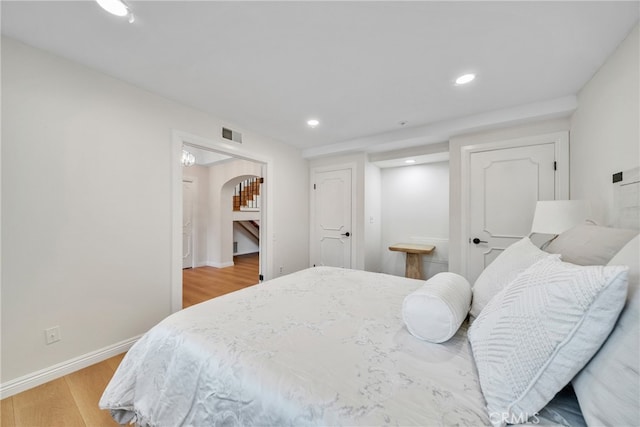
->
<box><xmin>389</xmin><ymin>243</ymin><xmax>435</xmax><ymax>279</ymax></box>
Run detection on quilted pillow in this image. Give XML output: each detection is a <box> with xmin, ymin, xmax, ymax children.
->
<box><xmin>402</xmin><ymin>272</ymin><xmax>471</xmax><ymax>343</ymax></box>
<box><xmin>468</xmin><ymin>257</ymin><xmax>628</xmax><ymax>427</ymax></box>
<box><xmin>572</xmin><ymin>235</ymin><xmax>640</xmax><ymax>426</ymax></box>
<box><xmin>470</xmin><ymin>237</ymin><xmax>555</xmax><ymax>318</ymax></box>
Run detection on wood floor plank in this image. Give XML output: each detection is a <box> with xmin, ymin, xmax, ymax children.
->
<box><xmin>105</xmin><ymin>353</ymin><xmax>126</xmax><ymax>372</ymax></box>
<box><xmin>12</xmin><ymin>378</ymin><xmax>85</xmax><ymax>427</ymax></box>
<box><xmin>183</xmin><ymin>253</ymin><xmax>259</xmax><ymax>308</ymax></box>
<box><xmin>65</xmin><ymin>361</ymin><xmax>122</xmax><ymax>427</ymax></box>
<box><xmin>1</xmin><ymin>396</ymin><xmax>16</xmax><ymax>427</ymax></box>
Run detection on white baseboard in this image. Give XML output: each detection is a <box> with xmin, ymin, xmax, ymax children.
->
<box><xmin>0</xmin><ymin>335</ymin><xmax>140</xmax><ymax>399</ymax></box>
<box><xmin>233</xmin><ymin>250</ymin><xmax>260</xmax><ymax>256</ymax></box>
<box><xmin>206</xmin><ymin>260</ymin><xmax>234</xmax><ymax>268</ymax></box>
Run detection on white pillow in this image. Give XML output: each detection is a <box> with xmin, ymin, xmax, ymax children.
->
<box><xmin>572</xmin><ymin>235</ymin><xmax>640</xmax><ymax>426</ymax></box>
<box><xmin>402</xmin><ymin>272</ymin><xmax>471</xmax><ymax>343</ymax></box>
<box><xmin>468</xmin><ymin>257</ymin><xmax>628</xmax><ymax>427</ymax></box>
<box><xmin>470</xmin><ymin>237</ymin><xmax>555</xmax><ymax>318</ymax></box>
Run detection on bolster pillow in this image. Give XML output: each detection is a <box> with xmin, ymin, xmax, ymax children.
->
<box><xmin>402</xmin><ymin>272</ymin><xmax>472</xmax><ymax>343</ymax></box>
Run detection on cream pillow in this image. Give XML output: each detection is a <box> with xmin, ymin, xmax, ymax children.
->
<box><xmin>468</xmin><ymin>257</ymin><xmax>628</xmax><ymax>427</ymax></box>
<box><xmin>572</xmin><ymin>235</ymin><xmax>640</xmax><ymax>426</ymax></box>
<box><xmin>402</xmin><ymin>272</ymin><xmax>471</xmax><ymax>343</ymax></box>
<box><xmin>470</xmin><ymin>237</ymin><xmax>555</xmax><ymax>318</ymax></box>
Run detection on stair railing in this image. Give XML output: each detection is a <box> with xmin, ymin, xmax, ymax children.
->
<box><xmin>233</xmin><ymin>177</ymin><xmax>261</xmax><ymax>211</ymax></box>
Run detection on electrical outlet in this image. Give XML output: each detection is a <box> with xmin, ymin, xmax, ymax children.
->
<box><xmin>45</xmin><ymin>326</ymin><xmax>61</xmax><ymax>345</ymax></box>
<box><xmin>279</xmin><ymin>266</ymin><xmax>284</xmax><ymax>275</ymax></box>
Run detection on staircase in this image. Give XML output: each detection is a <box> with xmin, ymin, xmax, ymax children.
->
<box><xmin>237</xmin><ymin>220</ymin><xmax>260</xmax><ymax>240</ymax></box>
<box><xmin>233</xmin><ymin>177</ymin><xmax>261</xmax><ymax>211</ymax></box>
<box><xmin>233</xmin><ymin>220</ymin><xmax>260</xmax><ymax>254</ymax></box>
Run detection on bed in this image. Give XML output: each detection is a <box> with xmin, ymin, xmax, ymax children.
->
<box><xmin>100</xmin><ymin>224</ymin><xmax>639</xmax><ymax>427</ymax></box>
<box><xmin>100</xmin><ymin>267</ymin><xmax>489</xmax><ymax>425</ymax></box>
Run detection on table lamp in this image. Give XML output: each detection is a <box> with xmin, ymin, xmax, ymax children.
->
<box><xmin>530</xmin><ymin>200</ymin><xmax>592</xmax><ymax>247</ymax></box>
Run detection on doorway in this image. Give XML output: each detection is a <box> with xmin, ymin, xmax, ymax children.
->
<box><xmin>171</xmin><ymin>130</ymin><xmax>272</xmax><ymax>313</ymax></box>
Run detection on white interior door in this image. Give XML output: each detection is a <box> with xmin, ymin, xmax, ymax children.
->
<box><xmin>311</xmin><ymin>168</ymin><xmax>352</xmax><ymax>268</ymax></box>
<box><xmin>182</xmin><ymin>179</ymin><xmax>194</xmax><ymax>269</ymax></box>
<box><xmin>467</xmin><ymin>143</ymin><xmax>557</xmax><ymax>282</ymax></box>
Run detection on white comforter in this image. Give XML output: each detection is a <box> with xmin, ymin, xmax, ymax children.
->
<box><xmin>100</xmin><ymin>267</ymin><xmax>490</xmax><ymax>426</ymax></box>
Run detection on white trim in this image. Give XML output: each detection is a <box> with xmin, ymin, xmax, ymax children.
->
<box><xmin>172</xmin><ymin>130</ymin><xmax>273</xmax><ymax>312</ymax></box>
<box><xmin>459</xmin><ymin>131</ymin><xmax>569</xmax><ymax>278</ymax></box>
<box><xmin>0</xmin><ymin>335</ymin><xmax>140</xmax><ymax>399</ymax></box>
<box><xmin>206</xmin><ymin>260</ymin><xmax>235</xmax><ymax>268</ymax></box>
<box><xmin>309</xmin><ymin>163</ymin><xmax>357</xmax><ymax>268</ymax></box>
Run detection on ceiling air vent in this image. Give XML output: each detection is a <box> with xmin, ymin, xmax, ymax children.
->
<box><xmin>222</xmin><ymin>127</ymin><xmax>242</xmax><ymax>143</ymax></box>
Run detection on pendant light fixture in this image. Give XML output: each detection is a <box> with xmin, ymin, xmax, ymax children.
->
<box><xmin>181</xmin><ymin>150</ymin><xmax>196</xmax><ymax>167</ymax></box>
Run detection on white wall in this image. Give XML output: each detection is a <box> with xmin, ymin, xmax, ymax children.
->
<box><xmin>1</xmin><ymin>38</ymin><xmax>309</xmax><ymax>389</ymax></box>
<box><xmin>570</xmin><ymin>24</ymin><xmax>639</xmax><ymax>225</ymax></box>
<box><xmin>364</xmin><ymin>162</ymin><xmax>382</xmax><ymax>272</ymax></box>
<box><xmin>381</xmin><ymin>162</ymin><xmax>450</xmax><ymax>278</ymax></box>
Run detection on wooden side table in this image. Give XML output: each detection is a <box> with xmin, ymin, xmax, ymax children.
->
<box><xmin>389</xmin><ymin>243</ymin><xmax>435</xmax><ymax>280</ymax></box>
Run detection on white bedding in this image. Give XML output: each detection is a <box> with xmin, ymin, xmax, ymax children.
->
<box><xmin>100</xmin><ymin>266</ymin><xmax>490</xmax><ymax>426</ymax></box>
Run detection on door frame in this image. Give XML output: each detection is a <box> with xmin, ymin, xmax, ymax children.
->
<box><xmin>309</xmin><ymin>163</ymin><xmax>357</xmax><ymax>268</ymax></box>
<box><xmin>459</xmin><ymin>131</ymin><xmax>569</xmax><ymax>279</ymax></box>
<box><xmin>182</xmin><ymin>176</ymin><xmax>197</xmax><ymax>269</ymax></box>
<box><xmin>171</xmin><ymin>130</ymin><xmax>272</xmax><ymax>313</ymax></box>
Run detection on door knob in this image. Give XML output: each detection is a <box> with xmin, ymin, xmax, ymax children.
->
<box><xmin>472</xmin><ymin>238</ymin><xmax>487</xmax><ymax>244</ymax></box>
<box><xmin>341</xmin><ymin>232</ymin><xmax>351</xmax><ymax>237</ymax></box>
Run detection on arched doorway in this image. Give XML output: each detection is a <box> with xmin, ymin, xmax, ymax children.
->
<box><xmin>223</xmin><ymin>175</ymin><xmax>261</xmax><ymax>265</ymax></box>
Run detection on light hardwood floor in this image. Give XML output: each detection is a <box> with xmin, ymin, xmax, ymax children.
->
<box><xmin>1</xmin><ymin>254</ymin><xmax>259</xmax><ymax>427</ymax></box>
<box><xmin>183</xmin><ymin>253</ymin><xmax>260</xmax><ymax>308</ymax></box>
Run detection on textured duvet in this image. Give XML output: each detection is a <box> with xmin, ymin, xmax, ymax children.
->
<box><xmin>99</xmin><ymin>266</ymin><xmax>489</xmax><ymax>426</ymax></box>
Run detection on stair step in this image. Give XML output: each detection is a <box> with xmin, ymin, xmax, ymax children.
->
<box><xmin>233</xmin><ymin>177</ymin><xmax>262</xmax><ymax>211</ymax></box>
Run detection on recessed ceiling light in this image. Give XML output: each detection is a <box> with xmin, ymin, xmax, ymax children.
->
<box><xmin>405</xmin><ymin>159</ymin><xmax>416</xmax><ymax>164</ymax></box>
<box><xmin>455</xmin><ymin>73</ymin><xmax>476</xmax><ymax>85</ymax></box>
<box><xmin>96</xmin><ymin>0</ymin><xmax>135</xmax><ymax>22</ymax></box>
<box><xmin>307</xmin><ymin>119</ymin><xmax>320</xmax><ymax>128</ymax></box>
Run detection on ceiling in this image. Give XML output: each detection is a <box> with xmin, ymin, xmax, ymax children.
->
<box><xmin>2</xmin><ymin>1</ymin><xmax>638</xmax><ymax>158</ymax></box>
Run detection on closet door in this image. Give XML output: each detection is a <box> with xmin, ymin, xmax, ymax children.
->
<box><xmin>310</xmin><ymin>167</ymin><xmax>353</xmax><ymax>268</ymax></box>
<box><xmin>464</xmin><ymin>133</ymin><xmax>568</xmax><ymax>283</ymax></box>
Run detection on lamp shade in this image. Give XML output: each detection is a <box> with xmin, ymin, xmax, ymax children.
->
<box><xmin>530</xmin><ymin>200</ymin><xmax>591</xmax><ymax>235</ymax></box>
